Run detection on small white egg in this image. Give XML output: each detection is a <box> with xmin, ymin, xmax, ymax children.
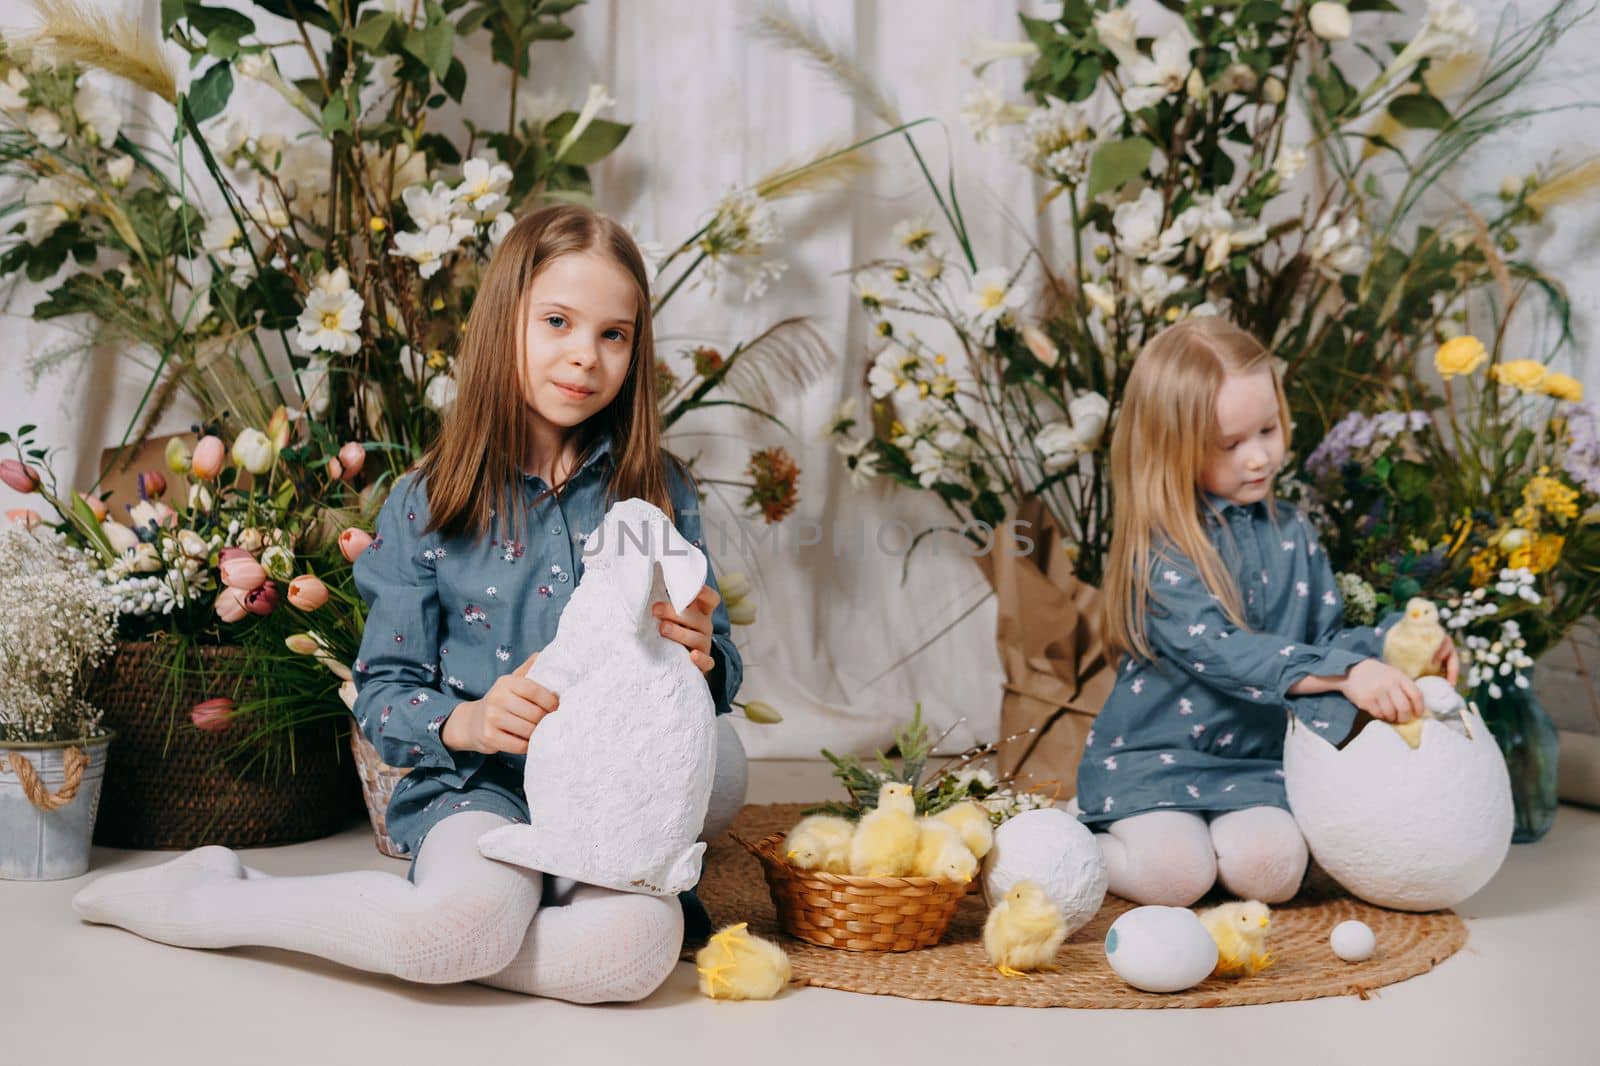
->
<box><xmin>1105</xmin><ymin>906</ymin><xmax>1218</xmax><ymax>993</ymax></box>
<box><xmin>1330</xmin><ymin>919</ymin><xmax>1376</xmax><ymax>962</ymax></box>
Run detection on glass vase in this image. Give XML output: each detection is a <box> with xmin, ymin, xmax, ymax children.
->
<box><xmin>1475</xmin><ymin>681</ymin><xmax>1561</xmax><ymax>843</ymax></box>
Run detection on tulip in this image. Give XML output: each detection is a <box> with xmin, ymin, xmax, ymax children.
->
<box><xmin>236</xmin><ymin>527</ymin><xmax>265</xmax><ymax>555</ymax></box>
<box><xmin>261</xmin><ymin>544</ymin><xmax>295</xmax><ymax>582</ymax></box>
<box><xmin>232</xmin><ymin>428</ymin><xmax>275</xmax><ymax>476</ymax></box>
<box><xmin>214</xmin><ymin>586</ymin><xmax>248</xmax><ymax>623</ymax></box>
<box><xmin>176</xmin><ymin>529</ymin><xmax>209</xmax><ymax>561</ymax></box>
<box><xmin>188</xmin><ymin>483</ymin><xmax>214</xmax><ymax>511</ymax></box>
<box><xmin>285</xmin><ymin>632</ymin><xmax>320</xmax><ymax>656</ymax></box>
<box><xmin>101</xmin><ymin>520</ymin><xmax>139</xmax><ymax>554</ymax></box>
<box><xmin>1020</xmin><ymin>324</ymin><xmax>1059</xmax><ymax>368</ymax></box>
<box><xmin>0</xmin><ymin>458</ymin><xmax>40</xmax><ymax>494</ymax></box>
<box><xmin>191</xmin><ymin>435</ymin><xmax>225</xmax><ymax>479</ymax></box>
<box><xmin>727</xmin><ymin>600</ymin><xmax>757</xmax><ymax>626</ymax></box>
<box><xmin>137</xmin><ymin>470</ymin><xmax>167</xmax><ymax>498</ymax></box>
<box><xmin>191</xmin><ymin>697</ymin><xmax>235</xmax><ymax>732</ymax></box>
<box><xmin>718</xmin><ymin>571</ymin><xmax>751</xmax><ymax>603</ymax></box>
<box><xmin>333</xmin><ymin>441</ymin><xmax>366</xmax><ymax>482</ymax></box>
<box><xmin>339</xmin><ymin>528</ymin><xmax>373</xmax><ymax>562</ymax></box>
<box><xmin>218</xmin><ymin>546</ymin><xmax>251</xmax><ymax>564</ymax></box>
<box><xmin>337</xmin><ymin>679</ymin><xmax>358</xmax><ymax>712</ymax></box>
<box><xmin>220</xmin><ymin>555</ymin><xmax>267</xmax><ymax>591</ymax></box>
<box><xmin>243</xmin><ymin>581</ymin><xmax>279</xmax><ymax>616</ymax></box>
<box><xmin>267</xmin><ymin>405</ymin><xmax>292</xmax><ymax>452</ymax></box>
<box><xmin>1262</xmin><ymin>76</ymin><xmax>1286</xmax><ymax>105</ymax></box>
<box><xmin>288</xmin><ymin>574</ymin><xmax>330</xmax><ymax>610</ymax></box>
<box><xmin>165</xmin><ymin>437</ymin><xmax>192</xmax><ymax>475</ymax></box>
<box><xmin>77</xmin><ymin>492</ymin><xmax>108</xmax><ymax>522</ymax></box>
<box><xmin>5</xmin><ymin>507</ymin><xmax>41</xmax><ymax>528</ymax></box>
<box><xmin>741</xmin><ymin>700</ymin><xmax>784</xmax><ymax>724</ymax></box>
<box><xmin>1310</xmin><ymin>2</ymin><xmax>1352</xmax><ymax>41</ymax></box>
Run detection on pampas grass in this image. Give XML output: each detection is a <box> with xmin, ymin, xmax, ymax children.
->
<box><xmin>755</xmin><ymin>140</ymin><xmax>873</xmax><ymax>200</ymax></box>
<box><xmin>747</xmin><ymin>2</ymin><xmax>900</xmax><ymax>127</ymax></box>
<box><xmin>21</xmin><ymin>0</ymin><xmax>176</xmax><ymax>103</ymax></box>
<box><xmin>1528</xmin><ymin>158</ymin><xmax>1600</xmax><ymax>216</ymax></box>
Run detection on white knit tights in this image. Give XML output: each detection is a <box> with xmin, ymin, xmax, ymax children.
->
<box><xmin>70</xmin><ymin>810</ymin><xmax>683</xmax><ymax>1004</ymax></box>
<box><xmin>1094</xmin><ymin>806</ymin><xmax>1309</xmax><ymax>906</ymax></box>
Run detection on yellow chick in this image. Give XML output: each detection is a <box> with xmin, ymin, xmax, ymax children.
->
<box><xmin>1383</xmin><ymin>597</ymin><xmax>1455</xmax><ymax>749</ymax></box>
<box><xmin>848</xmin><ymin>782</ymin><xmax>920</xmax><ymax>877</ymax></box>
<box><xmin>911</xmin><ymin>817</ymin><xmax>978</xmax><ymax>882</ymax></box>
<box><xmin>695</xmin><ymin>922</ymin><xmax>792</xmax><ymax>1000</ymax></box>
<box><xmin>933</xmin><ymin>800</ymin><xmax>995</xmax><ymax>860</ymax></box>
<box><xmin>1198</xmin><ymin>900</ymin><xmax>1274</xmax><ymax>978</ymax></box>
<box><xmin>784</xmin><ymin>814</ymin><xmax>855</xmax><ymax>874</ymax></box>
<box><xmin>983</xmin><ymin>879</ymin><xmax>1068</xmax><ymax>978</ymax></box>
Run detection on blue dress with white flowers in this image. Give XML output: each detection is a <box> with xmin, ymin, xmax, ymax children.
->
<box><xmin>1075</xmin><ymin>493</ymin><xmax>1401</xmax><ymax>826</ymax></box>
<box><xmin>349</xmin><ymin>432</ymin><xmax>742</xmax><ymax>883</ymax></box>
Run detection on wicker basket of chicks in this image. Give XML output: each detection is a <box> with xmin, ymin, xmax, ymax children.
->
<box><xmin>735</xmin><ymin>707</ymin><xmax>1056</xmax><ymax>952</ymax></box>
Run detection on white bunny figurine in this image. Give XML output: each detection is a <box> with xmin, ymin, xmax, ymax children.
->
<box><xmin>476</xmin><ymin>497</ymin><xmax>718</xmax><ymax>895</ymax></box>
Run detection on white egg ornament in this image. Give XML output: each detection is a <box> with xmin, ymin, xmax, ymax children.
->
<box><xmin>1330</xmin><ymin>920</ymin><xmax>1375</xmax><ymax>963</ymax></box>
<box><xmin>698</xmin><ymin>715</ymin><xmax>748</xmax><ymax>844</ymax></box>
<box><xmin>1284</xmin><ymin>708</ymin><xmax>1513</xmax><ymax>912</ymax></box>
<box><xmin>1105</xmin><ymin>906</ymin><xmax>1218</xmax><ymax>993</ymax></box>
<box><xmin>981</xmin><ymin>807</ymin><xmax>1108</xmax><ymax>938</ymax></box>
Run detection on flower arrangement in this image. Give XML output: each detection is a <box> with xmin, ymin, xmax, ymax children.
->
<box><xmin>807</xmin><ymin>705</ymin><xmax>1057</xmax><ymax>825</ymax></box>
<box><xmin>0</xmin><ymin>523</ymin><xmax>118</xmax><ymax>744</ymax></box>
<box><xmin>815</xmin><ymin>0</ymin><xmax>1593</xmax><ymax>588</ymax></box>
<box><xmin>1301</xmin><ymin>334</ymin><xmax>1600</xmax><ymax>693</ymax></box>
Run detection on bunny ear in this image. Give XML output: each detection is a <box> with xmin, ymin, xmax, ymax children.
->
<box><xmin>595</xmin><ymin>500</ymin><xmax>706</xmax><ymax>623</ymax></box>
<box><xmin>655</xmin><ymin>516</ymin><xmax>707</xmax><ymax>615</ymax></box>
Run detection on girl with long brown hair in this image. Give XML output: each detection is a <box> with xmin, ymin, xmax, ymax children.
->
<box><xmin>1079</xmin><ymin>318</ymin><xmax>1455</xmax><ymax>906</ymax></box>
<box><xmin>72</xmin><ymin>204</ymin><xmax>742</xmax><ymax>1004</ymax></box>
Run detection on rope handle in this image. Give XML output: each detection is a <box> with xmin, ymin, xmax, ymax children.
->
<box><xmin>4</xmin><ymin>746</ymin><xmax>90</xmax><ymax>811</ymax></box>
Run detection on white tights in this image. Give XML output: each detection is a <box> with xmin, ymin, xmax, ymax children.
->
<box><xmin>1095</xmin><ymin>806</ymin><xmax>1309</xmax><ymax>906</ymax></box>
<box><xmin>70</xmin><ymin>811</ymin><xmax>684</xmax><ymax>1004</ymax></box>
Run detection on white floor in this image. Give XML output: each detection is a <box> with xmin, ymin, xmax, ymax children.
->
<box><xmin>8</xmin><ymin>760</ymin><xmax>1599</xmax><ymax>1066</ymax></box>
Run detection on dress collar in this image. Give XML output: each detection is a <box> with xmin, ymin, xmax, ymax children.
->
<box><xmin>1201</xmin><ymin>490</ymin><xmax>1265</xmax><ymax>526</ymax></box>
<box><xmin>522</xmin><ymin>430</ymin><xmax>615</xmax><ymax>485</ymax></box>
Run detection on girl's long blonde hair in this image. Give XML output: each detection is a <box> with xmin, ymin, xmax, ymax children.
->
<box><xmin>1101</xmin><ymin>317</ymin><xmax>1290</xmax><ymax>663</ymax></box>
<box><xmin>418</xmin><ymin>203</ymin><xmax>683</xmax><ymax>540</ymax></box>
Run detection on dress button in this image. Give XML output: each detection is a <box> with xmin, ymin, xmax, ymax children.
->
<box><xmin>557</xmin><ymin>572</ymin><xmax>570</xmax><ymax>583</ymax></box>
<box><xmin>551</xmin><ymin>525</ymin><xmax>562</xmax><ymax>535</ymax></box>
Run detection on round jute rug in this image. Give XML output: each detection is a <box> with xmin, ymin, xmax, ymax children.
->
<box><xmin>690</xmin><ymin>803</ymin><xmax>1469</xmax><ymax>1008</ymax></box>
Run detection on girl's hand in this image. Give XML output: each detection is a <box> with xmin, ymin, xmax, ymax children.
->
<box><xmin>442</xmin><ymin>650</ymin><xmax>559</xmax><ymax>755</ymax></box>
<box><xmin>651</xmin><ymin>584</ymin><xmax>719</xmax><ymax>674</ymax></box>
<box><xmin>1340</xmin><ymin>659</ymin><xmax>1425</xmax><ymax>723</ymax></box>
<box><xmin>1431</xmin><ymin>636</ymin><xmax>1460</xmax><ymax>686</ymax></box>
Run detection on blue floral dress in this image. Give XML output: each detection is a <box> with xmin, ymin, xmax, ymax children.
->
<box><xmin>349</xmin><ymin>432</ymin><xmax>742</xmax><ymax>890</ymax></box>
<box><xmin>1075</xmin><ymin>493</ymin><xmax>1402</xmax><ymax>827</ymax></box>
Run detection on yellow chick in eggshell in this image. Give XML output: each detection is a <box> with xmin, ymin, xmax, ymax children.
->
<box><xmin>983</xmin><ymin>879</ymin><xmax>1068</xmax><ymax>977</ymax></box>
<box><xmin>1198</xmin><ymin>900</ymin><xmax>1274</xmax><ymax>978</ymax></box>
<box><xmin>695</xmin><ymin>922</ymin><xmax>792</xmax><ymax>1001</ymax></box>
<box><xmin>933</xmin><ymin>800</ymin><xmax>995</xmax><ymax>860</ymax></box>
<box><xmin>1382</xmin><ymin>597</ymin><xmax>1456</xmax><ymax>749</ymax></box>
<box><xmin>785</xmin><ymin>814</ymin><xmax>855</xmax><ymax>875</ymax></box>
<box><xmin>848</xmin><ymin>782</ymin><xmax>920</xmax><ymax>877</ymax></box>
<box><xmin>911</xmin><ymin>817</ymin><xmax>978</xmax><ymax>882</ymax></box>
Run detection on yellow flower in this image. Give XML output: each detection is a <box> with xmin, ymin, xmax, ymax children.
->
<box><xmin>1519</xmin><ymin>475</ymin><xmax>1580</xmax><ymax>526</ymax></box>
<box><xmin>1491</xmin><ymin>359</ymin><xmax>1548</xmax><ymax>392</ymax></box>
<box><xmin>1510</xmin><ymin>532</ymin><xmax>1565</xmax><ymax>574</ymax></box>
<box><xmin>1541</xmin><ymin>372</ymin><xmax>1583</xmax><ymax>402</ymax></box>
<box><xmin>1468</xmin><ymin>548</ymin><xmax>1499</xmax><ymax>587</ymax></box>
<box><xmin>1434</xmin><ymin>335</ymin><xmax>1487</xmax><ymax>378</ymax></box>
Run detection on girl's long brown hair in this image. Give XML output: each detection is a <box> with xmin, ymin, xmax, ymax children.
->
<box><xmin>417</xmin><ymin>204</ymin><xmax>683</xmax><ymax>540</ymax></box>
<box><xmin>1101</xmin><ymin>317</ymin><xmax>1290</xmax><ymax>663</ymax></box>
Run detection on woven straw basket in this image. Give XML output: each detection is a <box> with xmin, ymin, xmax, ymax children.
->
<box><xmin>736</xmin><ymin>830</ymin><xmax>971</xmax><ymax>952</ymax></box>
<box><xmin>348</xmin><ymin>729</ymin><xmax>413</xmax><ymax>859</ymax></box>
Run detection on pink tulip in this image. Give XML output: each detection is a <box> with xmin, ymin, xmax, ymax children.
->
<box><xmin>191</xmin><ymin>697</ymin><xmax>235</xmax><ymax>733</ymax></box>
<box><xmin>0</xmin><ymin>459</ymin><xmax>40</xmax><ymax>494</ymax></box>
<box><xmin>287</xmin><ymin>574</ymin><xmax>329</xmax><ymax>611</ymax></box>
<box><xmin>218</xmin><ymin>546</ymin><xmax>251</xmax><ymax>564</ymax></box>
<box><xmin>219</xmin><ymin>556</ymin><xmax>267</xmax><ymax>591</ymax></box>
<box><xmin>78</xmin><ymin>492</ymin><xmax>107</xmax><ymax>522</ymax></box>
<box><xmin>243</xmin><ymin>581</ymin><xmax>279</xmax><ymax>616</ymax></box>
<box><xmin>5</xmin><ymin>508</ymin><xmax>41</xmax><ymax>528</ymax></box>
<box><xmin>191</xmin><ymin>435</ymin><xmax>225</xmax><ymax>480</ymax></box>
<box><xmin>335</xmin><ymin>442</ymin><xmax>366</xmax><ymax>482</ymax></box>
<box><xmin>214</xmin><ymin>586</ymin><xmax>248</xmax><ymax>623</ymax></box>
<box><xmin>138</xmin><ymin>470</ymin><xmax>167</xmax><ymax>498</ymax></box>
<box><xmin>339</xmin><ymin>528</ymin><xmax>373</xmax><ymax>562</ymax></box>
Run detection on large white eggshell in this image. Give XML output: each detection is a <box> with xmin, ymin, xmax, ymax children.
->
<box><xmin>981</xmin><ymin>807</ymin><xmax>1108</xmax><ymax>937</ymax></box>
<box><xmin>698</xmin><ymin>715</ymin><xmax>748</xmax><ymax>844</ymax></box>
<box><xmin>1284</xmin><ymin>709</ymin><xmax>1512</xmax><ymax>911</ymax></box>
<box><xmin>1105</xmin><ymin>906</ymin><xmax>1218</xmax><ymax>993</ymax></box>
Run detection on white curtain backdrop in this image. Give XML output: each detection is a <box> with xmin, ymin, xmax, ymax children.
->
<box><xmin>2</xmin><ymin>1</ymin><xmax>1596</xmax><ymax>759</ymax></box>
